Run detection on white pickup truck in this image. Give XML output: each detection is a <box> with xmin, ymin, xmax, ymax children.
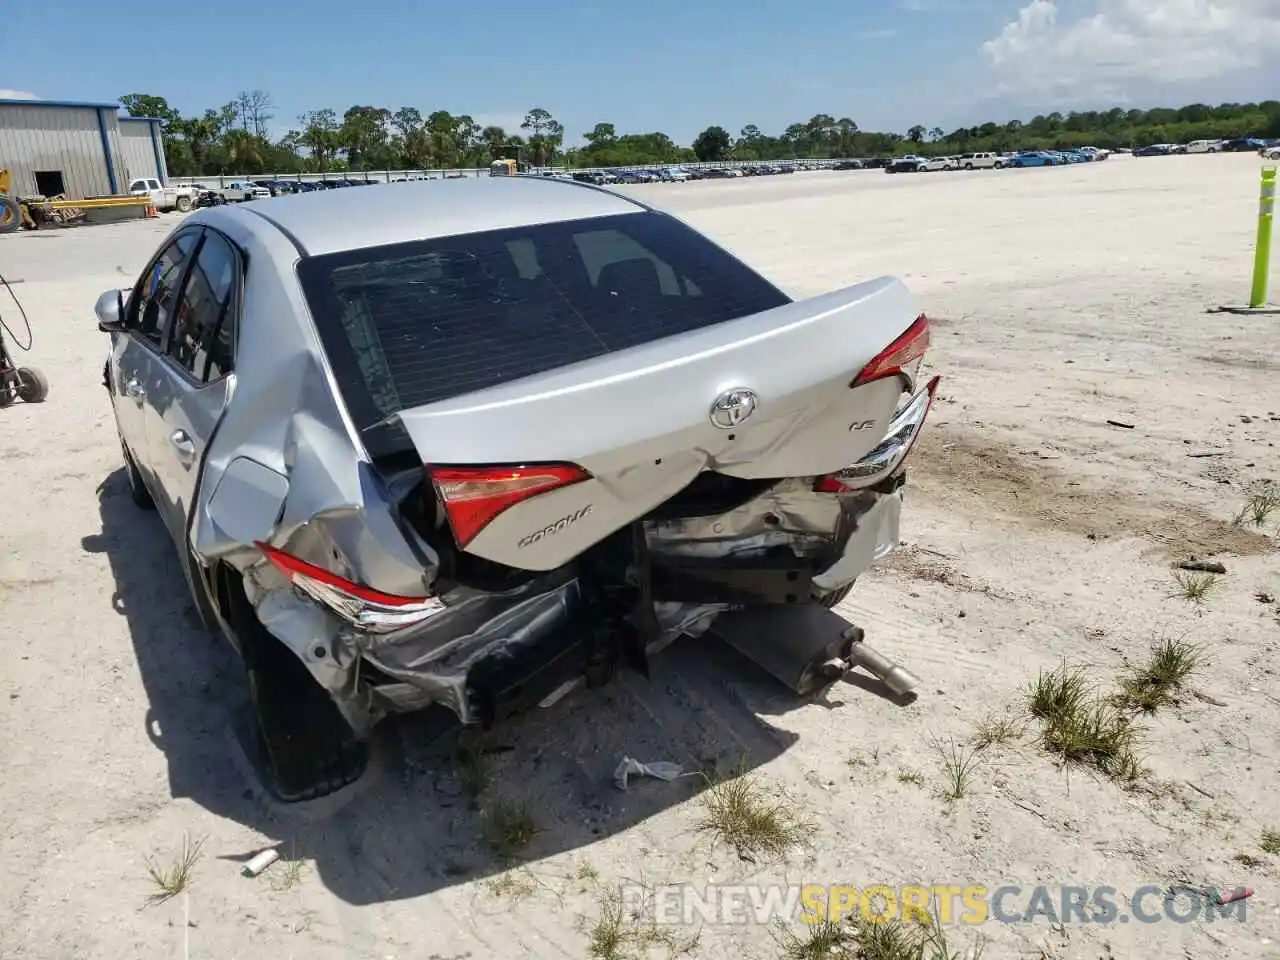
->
<box><xmin>127</xmin><ymin>178</ymin><xmax>198</xmax><ymax>213</ymax></box>
<box><xmin>218</xmin><ymin>181</ymin><xmax>272</xmax><ymax>202</ymax></box>
<box><xmin>956</xmin><ymin>152</ymin><xmax>1005</xmax><ymax>170</ymax></box>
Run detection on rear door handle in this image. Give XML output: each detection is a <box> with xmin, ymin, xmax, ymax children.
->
<box><xmin>170</xmin><ymin>430</ymin><xmax>196</xmax><ymax>461</ymax></box>
<box><xmin>124</xmin><ymin>378</ymin><xmax>145</xmax><ymax>402</ymax></box>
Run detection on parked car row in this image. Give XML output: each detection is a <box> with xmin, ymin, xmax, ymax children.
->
<box><xmin>175</xmin><ymin>137</ymin><xmax>1280</xmax><ymax>204</ymax></box>
<box><xmin>1134</xmin><ymin>138</ymin><xmax>1276</xmax><ymax>157</ymax></box>
<box><xmin>883</xmin><ymin>146</ymin><xmax>1111</xmax><ymax>173</ymax></box>
<box><xmin>568</xmin><ymin>161</ymin><xmax>815</xmax><ymax>185</ymax></box>
<box><xmin>191</xmin><ymin>178</ymin><xmax>386</xmax><ymax>206</ymax></box>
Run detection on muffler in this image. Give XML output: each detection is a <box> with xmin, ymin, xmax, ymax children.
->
<box><xmin>707</xmin><ymin>604</ymin><xmax>920</xmax><ymax>698</ymax></box>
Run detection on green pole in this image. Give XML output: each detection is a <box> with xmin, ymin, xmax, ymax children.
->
<box><xmin>1249</xmin><ymin>165</ymin><xmax>1276</xmax><ymax>309</ymax></box>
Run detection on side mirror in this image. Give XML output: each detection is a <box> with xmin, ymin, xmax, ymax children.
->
<box><xmin>95</xmin><ymin>288</ymin><xmax>127</xmax><ymax>332</ymax></box>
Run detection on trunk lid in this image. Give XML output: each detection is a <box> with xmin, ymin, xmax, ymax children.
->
<box><xmin>395</xmin><ymin>276</ymin><xmax>923</xmax><ymax>571</ymax></box>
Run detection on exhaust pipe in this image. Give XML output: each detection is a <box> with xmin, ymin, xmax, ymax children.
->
<box><xmin>707</xmin><ymin>605</ymin><xmax>920</xmax><ymax>698</ymax></box>
<box><xmin>845</xmin><ymin>636</ymin><xmax>921</xmax><ymax>697</ymax></box>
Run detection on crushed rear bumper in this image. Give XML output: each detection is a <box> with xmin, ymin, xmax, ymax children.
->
<box><xmin>355</xmin><ymin>479</ymin><xmax>903</xmax><ymax>725</ymax></box>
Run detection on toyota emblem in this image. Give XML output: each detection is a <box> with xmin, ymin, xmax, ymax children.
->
<box><xmin>709</xmin><ymin>388</ymin><xmax>759</xmax><ymax>429</ymax></box>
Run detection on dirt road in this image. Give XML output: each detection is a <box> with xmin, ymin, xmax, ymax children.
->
<box><xmin>2</xmin><ymin>153</ymin><xmax>1277</xmax><ymax>959</ymax></box>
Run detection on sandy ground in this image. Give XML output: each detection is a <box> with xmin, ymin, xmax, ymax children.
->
<box><xmin>2</xmin><ymin>154</ymin><xmax>1279</xmax><ymax>960</ymax></box>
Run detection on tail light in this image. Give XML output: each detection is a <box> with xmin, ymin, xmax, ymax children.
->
<box><xmin>256</xmin><ymin>542</ymin><xmax>445</xmax><ymax>634</ymax></box>
<box><xmin>815</xmin><ymin>375</ymin><xmax>941</xmax><ymax>493</ymax></box>
<box><xmin>427</xmin><ymin>462</ymin><xmax>591</xmax><ymax>549</ymax></box>
<box><xmin>851</xmin><ymin>314</ymin><xmax>931</xmax><ymax>388</ymax></box>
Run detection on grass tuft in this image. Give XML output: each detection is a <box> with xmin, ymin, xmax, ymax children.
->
<box><xmin>935</xmin><ymin>737</ymin><xmax>981</xmax><ymax>801</ymax></box>
<box><xmin>1170</xmin><ymin>570</ymin><xmax>1220</xmax><ymax>604</ymax></box>
<box><xmin>481</xmin><ymin>799</ymin><xmax>539</xmax><ymax>859</ymax></box>
<box><xmin>143</xmin><ymin>834</ymin><xmax>205</xmax><ymax>907</ymax></box>
<box><xmin>1113</xmin><ymin>636</ymin><xmax>1200</xmax><ymax>713</ymax></box>
<box><xmin>695</xmin><ymin>764</ymin><xmax>811</xmax><ymax>861</ymax></box>
<box><xmin>897</xmin><ymin>771</ymin><xmax>926</xmax><ymax>787</ymax></box>
<box><xmin>847</xmin><ymin>913</ymin><xmax>985</xmax><ymax>960</ymax></box>
<box><xmin>269</xmin><ymin>857</ymin><xmax>305</xmax><ymax>892</ymax></box>
<box><xmin>1260</xmin><ymin>830</ymin><xmax>1280</xmax><ymax>855</ymax></box>
<box><xmin>775</xmin><ymin>920</ymin><xmax>852</xmax><ymax>959</ymax></box>
<box><xmin>972</xmin><ymin>714</ymin><xmax>1023</xmax><ymax>749</ymax></box>
<box><xmin>1027</xmin><ymin>665</ymin><xmax>1143</xmax><ymax>783</ymax></box>
<box><xmin>1235</xmin><ymin>485</ymin><xmax>1280</xmax><ymax>527</ymax></box>
<box><xmin>586</xmin><ymin>889</ymin><xmax>699</xmax><ymax>960</ymax></box>
<box><xmin>456</xmin><ymin>742</ymin><xmax>492</xmax><ymax>805</ymax></box>
<box><xmin>1028</xmin><ymin>664</ymin><xmax>1088</xmax><ymax>722</ymax></box>
<box><xmin>485</xmin><ymin>869</ymin><xmax>537</xmax><ymax>900</ymax></box>
<box><xmin>1041</xmin><ymin>698</ymin><xmax>1143</xmax><ymax>782</ymax></box>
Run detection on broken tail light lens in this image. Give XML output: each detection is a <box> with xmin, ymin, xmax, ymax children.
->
<box><xmin>815</xmin><ymin>375</ymin><xmax>941</xmax><ymax>493</ymax></box>
<box><xmin>426</xmin><ymin>463</ymin><xmax>592</xmax><ymax>549</ymax></box>
<box><xmin>256</xmin><ymin>542</ymin><xmax>446</xmax><ymax>634</ymax></box>
<box><xmin>851</xmin><ymin>313</ymin><xmax>931</xmax><ymax>388</ymax></box>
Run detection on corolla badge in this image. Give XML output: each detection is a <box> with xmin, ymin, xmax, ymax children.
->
<box><xmin>709</xmin><ymin>388</ymin><xmax>759</xmax><ymax>429</ymax></box>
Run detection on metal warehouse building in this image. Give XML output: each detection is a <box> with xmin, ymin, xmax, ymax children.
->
<box><xmin>0</xmin><ymin>98</ymin><xmax>169</xmax><ymax>200</ymax></box>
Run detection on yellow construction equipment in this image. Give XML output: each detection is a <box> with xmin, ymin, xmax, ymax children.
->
<box><xmin>488</xmin><ymin>144</ymin><xmax>528</xmax><ymax>177</ymax></box>
<box><xmin>1</xmin><ymin>167</ymin><xmax>154</xmax><ymax>232</ymax></box>
<box><xmin>0</xmin><ymin>168</ymin><xmax>36</xmax><ymax>233</ymax></box>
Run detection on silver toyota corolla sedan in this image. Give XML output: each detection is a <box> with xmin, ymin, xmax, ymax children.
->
<box><xmin>97</xmin><ymin>176</ymin><xmax>938</xmax><ymax>801</ymax></box>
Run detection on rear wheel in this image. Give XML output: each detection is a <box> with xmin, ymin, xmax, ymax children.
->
<box><xmin>15</xmin><ymin>367</ymin><xmax>47</xmax><ymax>403</ymax></box>
<box><xmin>221</xmin><ymin>563</ymin><xmax>368</xmax><ymax>803</ymax></box>
<box><xmin>243</xmin><ymin>633</ymin><xmax>369</xmax><ymax>802</ymax></box>
<box><xmin>175</xmin><ymin>195</ymin><xmax>192</xmax><ymax>213</ymax></box>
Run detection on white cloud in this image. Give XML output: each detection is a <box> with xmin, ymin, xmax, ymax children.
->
<box><xmin>982</xmin><ymin>0</ymin><xmax>1280</xmax><ymax>97</ymax></box>
<box><xmin>0</xmin><ymin>89</ymin><xmax>38</xmax><ymax>100</ymax></box>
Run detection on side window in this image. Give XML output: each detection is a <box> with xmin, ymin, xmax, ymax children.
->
<box><xmin>128</xmin><ymin>233</ymin><xmax>198</xmax><ymax>348</ymax></box>
<box><xmin>169</xmin><ymin>232</ymin><xmax>238</xmax><ymax>381</ymax></box>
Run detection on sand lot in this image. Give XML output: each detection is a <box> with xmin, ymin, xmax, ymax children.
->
<box><xmin>2</xmin><ymin>154</ymin><xmax>1279</xmax><ymax>960</ymax></box>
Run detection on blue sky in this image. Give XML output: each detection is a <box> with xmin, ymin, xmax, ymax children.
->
<box><xmin>3</xmin><ymin>0</ymin><xmax>1279</xmax><ymax>145</ymax></box>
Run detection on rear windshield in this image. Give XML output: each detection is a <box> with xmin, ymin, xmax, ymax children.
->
<box><xmin>296</xmin><ymin>211</ymin><xmax>790</xmax><ymax>450</ymax></box>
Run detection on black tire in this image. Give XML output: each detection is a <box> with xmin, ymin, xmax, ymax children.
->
<box><xmin>243</xmin><ymin>632</ymin><xmax>369</xmax><ymax>802</ymax></box>
<box><xmin>815</xmin><ymin>582</ymin><xmax>854</xmax><ymax>608</ymax></box>
<box><xmin>964</xmin><ymin>163</ymin><xmax>974</xmax><ymax>171</ymax></box>
<box><xmin>15</xmin><ymin>367</ymin><xmax>47</xmax><ymax>403</ymax></box>
<box><xmin>0</xmin><ymin>196</ymin><xmax>21</xmax><ymax>234</ymax></box>
<box><xmin>175</xmin><ymin>195</ymin><xmax>192</xmax><ymax>213</ymax></box>
<box><xmin>120</xmin><ymin>437</ymin><xmax>155</xmax><ymax>509</ymax></box>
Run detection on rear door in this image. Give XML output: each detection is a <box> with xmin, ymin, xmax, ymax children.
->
<box><xmin>141</xmin><ymin>228</ymin><xmax>240</xmax><ymax>546</ymax></box>
<box><xmin>296</xmin><ymin>210</ymin><xmax>923</xmax><ymax>572</ymax></box>
<box><xmin>111</xmin><ymin>230</ymin><xmax>201</xmax><ymax>495</ymax></box>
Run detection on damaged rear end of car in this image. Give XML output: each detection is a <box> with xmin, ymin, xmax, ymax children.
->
<box><xmin>194</xmin><ymin>197</ymin><xmax>940</xmax><ymax>801</ymax></box>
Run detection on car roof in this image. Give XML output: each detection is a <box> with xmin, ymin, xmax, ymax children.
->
<box><xmin>218</xmin><ymin>175</ymin><xmax>648</xmax><ymax>256</ymax></box>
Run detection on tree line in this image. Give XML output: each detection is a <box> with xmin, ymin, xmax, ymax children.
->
<box><xmin>119</xmin><ymin>93</ymin><xmax>1280</xmax><ymax>177</ymax></box>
